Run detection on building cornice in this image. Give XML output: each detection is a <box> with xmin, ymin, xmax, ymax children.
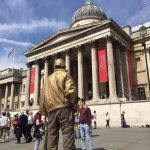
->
<box><xmin>25</xmin><ymin>19</ymin><xmax>133</xmax><ymax>63</ymax></box>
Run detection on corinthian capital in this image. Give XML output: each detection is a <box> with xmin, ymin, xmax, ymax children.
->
<box><xmin>26</xmin><ymin>62</ymin><xmax>32</xmax><ymax>68</ymax></box>
<box><xmin>106</xmin><ymin>35</ymin><xmax>114</xmax><ymax>42</ymax></box>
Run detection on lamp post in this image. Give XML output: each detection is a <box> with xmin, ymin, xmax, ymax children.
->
<box><xmin>139</xmin><ymin>25</ymin><xmax>150</xmax><ymax>100</ymax></box>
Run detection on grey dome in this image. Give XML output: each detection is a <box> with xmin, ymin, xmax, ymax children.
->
<box><xmin>72</xmin><ymin>4</ymin><xmax>107</xmax><ymax>25</ymax></box>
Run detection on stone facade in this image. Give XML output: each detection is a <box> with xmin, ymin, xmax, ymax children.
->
<box><xmin>0</xmin><ymin>1</ymin><xmax>150</xmax><ymax>126</ymax></box>
<box><xmin>0</xmin><ymin>68</ymin><xmax>26</xmax><ymax>110</ymax></box>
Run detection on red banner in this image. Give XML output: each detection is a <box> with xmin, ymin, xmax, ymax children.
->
<box><xmin>30</xmin><ymin>68</ymin><xmax>35</xmax><ymax>94</ymax></box>
<box><xmin>127</xmin><ymin>52</ymin><xmax>134</xmax><ymax>91</ymax></box>
<box><xmin>98</xmin><ymin>50</ymin><xmax>108</xmax><ymax>83</ymax></box>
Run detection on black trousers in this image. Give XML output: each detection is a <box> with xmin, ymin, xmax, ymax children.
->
<box><xmin>106</xmin><ymin>120</ymin><xmax>110</xmax><ymax>128</ymax></box>
<box><xmin>26</xmin><ymin>124</ymin><xmax>33</xmax><ymax>142</ymax></box>
<box><xmin>17</xmin><ymin>125</ymin><xmax>27</xmax><ymax>143</ymax></box>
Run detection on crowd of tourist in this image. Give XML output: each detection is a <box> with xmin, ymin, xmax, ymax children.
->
<box><xmin>0</xmin><ymin>58</ymin><xmax>130</xmax><ymax>150</ymax></box>
<box><xmin>0</xmin><ymin>103</ymin><xmax>129</xmax><ymax>150</ymax></box>
<box><xmin>0</xmin><ymin>99</ymin><xmax>94</xmax><ymax>150</ymax></box>
<box><xmin>0</xmin><ymin>109</ymin><xmax>46</xmax><ymax>149</ymax></box>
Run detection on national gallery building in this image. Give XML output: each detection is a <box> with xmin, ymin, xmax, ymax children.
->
<box><xmin>0</xmin><ymin>1</ymin><xmax>150</xmax><ymax>126</ymax></box>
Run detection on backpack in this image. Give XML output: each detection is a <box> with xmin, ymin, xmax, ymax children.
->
<box><xmin>13</xmin><ymin>120</ymin><xmax>18</xmax><ymax>125</ymax></box>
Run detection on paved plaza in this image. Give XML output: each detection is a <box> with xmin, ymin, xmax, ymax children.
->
<box><xmin>0</xmin><ymin>127</ymin><xmax>150</xmax><ymax>150</ymax></box>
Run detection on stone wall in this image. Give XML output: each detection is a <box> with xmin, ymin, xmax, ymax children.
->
<box><xmin>8</xmin><ymin>100</ymin><xmax>150</xmax><ymax>128</ymax></box>
<box><xmin>89</xmin><ymin>101</ymin><xmax>150</xmax><ymax>127</ymax></box>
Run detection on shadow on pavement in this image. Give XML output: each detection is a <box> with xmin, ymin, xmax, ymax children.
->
<box><xmin>76</xmin><ymin>148</ymin><xmax>106</xmax><ymax>150</ymax></box>
<box><xmin>94</xmin><ymin>148</ymin><xmax>106</xmax><ymax>150</ymax></box>
<box><xmin>92</xmin><ymin>134</ymin><xmax>99</xmax><ymax>137</ymax></box>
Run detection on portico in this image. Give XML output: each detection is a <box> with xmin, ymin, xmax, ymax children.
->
<box><xmin>0</xmin><ymin>0</ymin><xmax>150</xmax><ymax>127</ymax></box>
<box><xmin>24</xmin><ymin>18</ymin><xmax>133</xmax><ymax>107</ymax></box>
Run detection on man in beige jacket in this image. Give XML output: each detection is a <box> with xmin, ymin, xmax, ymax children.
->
<box><xmin>40</xmin><ymin>58</ymin><xmax>78</xmax><ymax>150</ymax></box>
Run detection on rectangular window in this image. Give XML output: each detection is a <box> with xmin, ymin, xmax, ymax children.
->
<box><xmin>21</xmin><ymin>102</ymin><xmax>25</xmax><ymax>107</ymax></box>
<box><xmin>135</xmin><ymin>57</ymin><xmax>140</xmax><ymax>61</ymax></box>
<box><xmin>138</xmin><ymin>87</ymin><xmax>146</xmax><ymax>100</ymax></box>
<box><xmin>14</xmin><ymin>85</ymin><xmax>19</xmax><ymax>96</ymax></box>
<box><xmin>22</xmin><ymin>84</ymin><xmax>26</xmax><ymax>93</ymax></box>
<box><xmin>1</xmin><ymin>104</ymin><xmax>4</xmax><ymax>109</ymax></box>
<box><xmin>7</xmin><ymin>105</ymin><xmax>9</xmax><ymax>109</ymax></box>
<box><xmin>15</xmin><ymin>103</ymin><xmax>18</xmax><ymax>110</ymax></box>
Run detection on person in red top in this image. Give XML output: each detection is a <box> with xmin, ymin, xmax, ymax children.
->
<box><xmin>33</xmin><ymin>110</ymin><xmax>45</xmax><ymax>150</ymax></box>
<box><xmin>79</xmin><ymin>98</ymin><xmax>93</xmax><ymax>150</ymax></box>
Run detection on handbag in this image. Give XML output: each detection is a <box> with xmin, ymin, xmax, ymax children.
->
<box><xmin>39</xmin><ymin>125</ymin><xmax>45</xmax><ymax>136</ymax></box>
<box><xmin>33</xmin><ymin>124</ymin><xmax>45</xmax><ymax>138</ymax></box>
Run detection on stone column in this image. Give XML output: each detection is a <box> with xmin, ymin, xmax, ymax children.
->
<box><xmin>65</xmin><ymin>50</ymin><xmax>70</xmax><ymax>73</ymax></box>
<box><xmin>91</xmin><ymin>43</ymin><xmax>99</xmax><ymax>101</ymax></box>
<box><xmin>4</xmin><ymin>84</ymin><xmax>8</xmax><ymax>109</ymax></box>
<box><xmin>78</xmin><ymin>47</ymin><xmax>84</xmax><ymax>98</ymax></box>
<box><xmin>116</xmin><ymin>44</ymin><xmax>125</xmax><ymax>98</ymax></box>
<box><xmin>0</xmin><ymin>86</ymin><xmax>2</xmax><ymax>111</ymax></box>
<box><xmin>25</xmin><ymin>63</ymin><xmax>31</xmax><ymax>107</ymax></box>
<box><xmin>10</xmin><ymin>82</ymin><xmax>15</xmax><ymax>110</ymax></box>
<box><xmin>0</xmin><ymin>87</ymin><xmax>1</xmax><ymax>98</ymax></box>
<box><xmin>106</xmin><ymin>36</ymin><xmax>117</xmax><ymax>98</ymax></box>
<box><xmin>125</xmin><ymin>50</ymin><xmax>132</xmax><ymax>100</ymax></box>
<box><xmin>83</xmin><ymin>59</ymin><xmax>88</xmax><ymax>99</ymax></box>
<box><xmin>44</xmin><ymin>57</ymin><xmax>49</xmax><ymax>82</ymax></box>
<box><xmin>147</xmin><ymin>51</ymin><xmax>150</xmax><ymax>78</ymax></box>
<box><xmin>34</xmin><ymin>61</ymin><xmax>40</xmax><ymax>106</ymax></box>
<box><xmin>144</xmin><ymin>49</ymin><xmax>150</xmax><ymax>100</ymax></box>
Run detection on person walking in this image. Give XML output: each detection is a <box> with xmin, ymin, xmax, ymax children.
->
<box><xmin>79</xmin><ymin>98</ymin><xmax>94</xmax><ymax>150</ymax></box>
<box><xmin>74</xmin><ymin>114</ymin><xmax>80</xmax><ymax>139</ymax></box>
<box><xmin>12</xmin><ymin>114</ymin><xmax>19</xmax><ymax>139</ymax></box>
<box><xmin>40</xmin><ymin>58</ymin><xmax>78</xmax><ymax>150</ymax></box>
<box><xmin>26</xmin><ymin>111</ymin><xmax>34</xmax><ymax>143</ymax></box>
<box><xmin>92</xmin><ymin>110</ymin><xmax>97</xmax><ymax>129</ymax></box>
<box><xmin>6</xmin><ymin>112</ymin><xmax>11</xmax><ymax>140</ymax></box>
<box><xmin>17</xmin><ymin>110</ymin><xmax>28</xmax><ymax>143</ymax></box>
<box><xmin>105</xmin><ymin>112</ymin><xmax>110</xmax><ymax>128</ymax></box>
<box><xmin>33</xmin><ymin>111</ymin><xmax>45</xmax><ymax>150</ymax></box>
<box><xmin>0</xmin><ymin>112</ymin><xmax>8</xmax><ymax>143</ymax></box>
<box><xmin>121</xmin><ymin>111</ymin><xmax>130</xmax><ymax>128</ymax></box>
<box><xmin>121</xmin><ymin>111</ymin><xmax>126</xmax><ymax>128</ymax></box>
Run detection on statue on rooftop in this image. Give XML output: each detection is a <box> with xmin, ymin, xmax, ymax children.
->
<box><xmin>86</xmin><ymin>0</ymin><xmax>91</xmax><ymax>5</ymax></box>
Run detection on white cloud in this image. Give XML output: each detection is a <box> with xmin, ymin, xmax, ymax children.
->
<box><xmin>127</xmin><ymin>0</ymin><xmax>150</xmax><ymax>26</ymax></box>
<box><xmin>0</xmin><ymin>53</ymin><xmax>26</xmax><ymax>70</ymax></box>
<box><xmin>0</xmin><ymin>0</ymin><xmax>32</xmax><ymax>23</ymax></box>
<box><xmin>0</xmin><ymin>18</ymin><xmax>67</xmax><ymax>34</ymax></box>
<box><xmin>0</xmin><ymin>38</ymin><xmax>34</xmax><ymax>47</ymax></box>
<box><xmin>7</xmin><ymin>0</ymin><xmax>27</xmax><ymax>7</ymax></box>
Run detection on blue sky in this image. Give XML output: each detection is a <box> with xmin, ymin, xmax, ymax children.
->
<box><xmin>0</xmin><ymin>0</ymin><xmax>150</xmax><ymax>70</ymax></box>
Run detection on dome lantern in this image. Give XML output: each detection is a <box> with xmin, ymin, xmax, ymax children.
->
<box><xmin>86</xmin><ymin>0</ymin><xmax>91</xmax><ymax>5</ymax></box>
<box><xmin>71</xmin><ymin>0</ymin><xmax>107</xmax><ymax>27</ymax></box>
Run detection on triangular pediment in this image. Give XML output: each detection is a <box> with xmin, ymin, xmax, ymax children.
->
<box><xmin>44</xmin><ymin>29</ymin><xmax>84</xmax><ymax>46</ymax></box>
<box><xmin>25</xmin><ymin>19</ymin><xmax>132</xmax><ymax>57</ymax></box>
<box><xmin>25</xmin><ymin>23</ymin><xmax>102</xmax><ymax>55</ymax></box>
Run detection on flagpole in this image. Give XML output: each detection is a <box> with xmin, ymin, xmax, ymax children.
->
<box><xmin>13</xmin><ymin>48</ymin><xmax>15</xmax><ymax>69</ymax></box>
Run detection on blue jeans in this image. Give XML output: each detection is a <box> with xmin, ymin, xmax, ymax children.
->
<box><xmin>80</xmin><ymin>124</ymin><xmax>93</xmax><ymax>150</ymax></box>
<box><xmin>34</xmin><ymin>137</ymin><xmax>41</xmax><ymax>150</ymax></box>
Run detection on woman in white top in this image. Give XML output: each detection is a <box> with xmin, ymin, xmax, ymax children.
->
<box><xmin>0</xmin><ymin>112</ymin><xmax>8</xmax><ymax>142</ymax></box>
<box><xmin>6</xmin><ymin>112</ymin><xmax>11</xmax><ymax>140</ymax></box>
<box><xmin>93</xmin><ymin>110</ymin><xmax>97</xmax><ymax>129</ymax></box>
<box><xmin>105</xmin><ymin>112</ymin><xmax>110</xmax><ymax>128</ymax></box>
<box><xmin>26</xmin><ymin>111</ymin><xmax>34</xmax><ymax>143</ymax></box>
